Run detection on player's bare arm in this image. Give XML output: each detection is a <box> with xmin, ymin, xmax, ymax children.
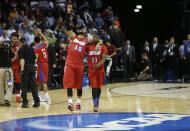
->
<box><xmin>35</xmin><ymin>29</ymin><xmax>49</xmax><ymax>46</ymax></box>
<box><xmin>20</xmin><ymin>59</ymin><xmax>25</xmax><ymax>72</ymax></box>
<box><xmin>95</xmin><ymin>53</ymin><xmax>107</xmax><ymax>69</ymax></box>
<box><xmin>67</xmin><ymin>30</ymin><xmax>76</xmax><ymax>41</ymax></box>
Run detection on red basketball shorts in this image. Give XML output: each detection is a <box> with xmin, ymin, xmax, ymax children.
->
<box><xmin>88</xmin><ymin>69</ymin><xmax>105</xmax><ymax>88</ymax></box>
<box><xmin>37</xmin><ymin>62</ymin><xmax>49</xmax><ymax>83</ymax></box>
<box><xmin>63</xmin><ymin>65</ymin><xmax>83</xmax><ymax>89</ymax></box>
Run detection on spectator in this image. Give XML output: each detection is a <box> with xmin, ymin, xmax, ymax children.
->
<box><xmin>92</xmin><ymin>0</ymin><xmax>103</xmax><ymax>11</ymax></box>
<box><xmin>2</xmin><ymin>0</ymin><xmax>11</xmax><ymax>16</ymax></box>
<box><xmin>179</xmin><ymin>41</ymin><xmax>186</xmax><ymax>78</ymax></box>
<box><xmin>94</xmin><ymin>13</ymin><xmax>104</xmax><ymax>29</ymax></box>
<box><xmin>23</xmin><ymin>28</ymin><xmax>34</xmax><ymax>45</ymax></box>
<box><xmin>76</xmin><ymin>14</ymin><xmax>86</xmax><ymax>27</ymax></box>
<box><xmin>150</xmin><ymin>37</ymin><xmax>162</xmax><ymax>80</ymax></box>
<box><xmin>137</xmin><ymin>53</ymin><xmax>152</xmax><ymax>81</ymax></box>
<box><xmin>8</xmin><ymin>8</ymin><xmax>18</xmax><ymax>24</ymax></box>
<box><xmin>109</xmin><ymin>26</ymin><xmax>124</xmax><ymax>48</ymax></box>
<box><xmin>17</xmin><ymin>10</ymin><xmax>27</xmax><ymax>24</ymax></box>
<box><xmin>46</xmin><ymin>12</ymin><xmax>55</xmax><ymax>29</ymax></box>
<box><xmin>184</xmin><ymin>34</ymin><xmax>190</xmax><ymax>76</ymax></box>
<box><xmin>83</xmin><ymin>9</ymin><xmax>93</xmax><ymax>26</ymax></box>
<box><xmin>141</xmin><ymin>41</ymin><xmax>150</xmax><ymax>56</ymax></box>
<box><xmin>163</xmin><ymin>37</ymin><xmax>178</xmax><ymax>79</ymax></box>
<box><xmin>120</xmin><ymin>40</ymin><xmax>136</xmax><ymax>81</ymax></box>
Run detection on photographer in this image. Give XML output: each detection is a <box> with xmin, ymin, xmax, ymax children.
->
<box><xmin>0</xmin><ymin>31</ymin><xmax>14</xmax><ymax>106</ymax></box>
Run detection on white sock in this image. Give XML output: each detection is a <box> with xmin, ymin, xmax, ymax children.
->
<box><xmin>76</xmin><ymin>99</ymin><xmax>81</xmax><ymax>104</ymax></box>
<box><xmin>68</xmin><ymin>99</ymin><xmax>73</xmax><ymax>104</ymax></box>
<box><xmin>44</xmin><ymin>92</ymin><xmax>50</xmax><ymax>98</ymax></box>
<box><xmin>38</xmin><ymin>92</ymin><xmax>41</xmax><ymax>96</ymax></box>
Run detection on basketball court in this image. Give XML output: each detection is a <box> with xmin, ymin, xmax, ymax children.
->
<box><xmin>0</xmin><ymin>82</ymin><xmax>190</xmax><ymax>131</ymax></box>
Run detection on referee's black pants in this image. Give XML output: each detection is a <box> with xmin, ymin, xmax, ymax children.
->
<box><xmin>21</xmin><ymin>65</ymin><xmax>39</xmax><ymax>105</ymax></box>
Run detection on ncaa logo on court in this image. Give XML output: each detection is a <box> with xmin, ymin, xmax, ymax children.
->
<box><xmin>0</xmin><ymin>113</ymin><xmax>190</xmax><ymax>131</ymax></box>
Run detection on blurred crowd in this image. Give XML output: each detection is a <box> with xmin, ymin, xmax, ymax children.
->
<box><xmin>0</xmin><ymin>0</ymin><xmax>125</xmax><ymax>89</ymax></box>
<box><xmin>0</xmin><ymin>0</ymin><xmax>190</xmax><ymax>91</ymax></box>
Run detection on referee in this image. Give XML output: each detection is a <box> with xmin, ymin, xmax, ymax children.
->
<box><xmin>18</xmin><ymin>37</ymin><xmax>40</xmax><ymax>108</ymax></box>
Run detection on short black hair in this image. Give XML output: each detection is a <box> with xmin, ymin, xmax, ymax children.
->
<box><xmin>11</xmin><ymin>32</ymin><xmax>19</xmax><ymax>38</ymax></box>
<box><xmin>34</xmin><ymin>36</ymin><xmax>41</xmax><ymax>43</ymax></box>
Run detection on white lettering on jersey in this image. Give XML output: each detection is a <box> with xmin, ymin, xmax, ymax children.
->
<box><xmin>73</xmin><ymin>38</ymin><xmax>86</xmax><ymax>46</ymax></box>
<box><xmin>89</xmin><ymin>50</ymin><xmax>101</xmax><ymax>55</ymax></box>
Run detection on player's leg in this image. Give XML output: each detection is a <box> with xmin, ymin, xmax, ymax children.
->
<box><xmin>36</xmin><ymin>63</ymin><xmax>42</xmax><ymax>99</ymax></box>
<box><xmin>93</xmin><ymin>71</ymin><xmax>104</xmax><ymax>112</ymax></box>
<box><xmin>63</xmin><ymin>66</ymin><xmax>75</xmax><ymax>111</ymax></box>
<box><xmin>42</xmin><ymin>63</ymin><xmax>51</xmax><ymax>101</ymax></box>
<box><xmin>88</xmin><ymin>69</ymin><xmax>99</xmax><ymax>111</ymax></box>
<box><xmin>12</xmin><ymin>64</ymin><xmax>22</xmax><ymax>103</ymax></box>
<box><xmin>92</xmin><ymin>88</ymin><xmax>99</xmax><ymax>112</ymax></box>
<box><xmin>67</xmin><ymin>88</ymin><xmax>74</xmax><ymax>111</ymax></box>
<box><xmin>75</xmin><ymin>88</ymin><xmax>82</xmax><ymax>110</ymax></box>
<box><xmin>42</xmin><ymin>82</ymin><xmax>51</xmax><ymax>101</ymax></box>
<box><xmin>75</xmin><ymin>68</ymin><xmax>84</xmax><ymax>111</ymax></box>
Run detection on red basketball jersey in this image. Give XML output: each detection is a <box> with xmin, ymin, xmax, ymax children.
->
<box><xmin>11</xmin><ymin>43</ymin><xmax>20</xmax><ymax>65</ymax></box>
<box><xmin>34</xmin><ymin>42</ymin><xmax>48</xmax><ymax>63</ymax></box>
<box><xmin>87</xmin><ymin>44</ymin><xmax>107</xmax><ymax>72</ymax></box>
<box><xmin>65</xmin><ymin>36</ymin><xmax>88</xmax><ymax>68</ymax></box>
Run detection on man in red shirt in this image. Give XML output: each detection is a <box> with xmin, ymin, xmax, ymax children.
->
<box><xmin>87</xmin><ymin>35</ymin><xmax>107</xmax><ymax>112</ymax></box>
<box><xmin>64</xmin><ymin>26</ymin><xmax>102</xmax><ymax>111</ymax></box>
<box><xmin>34</xmin><ymin>29</ymin><xmax>51</xmax><ymax>102</ymax></box>
<box><xmin>10</xmin><ymin>32</ymin><xmax>22</xmax><ymax>103</ymax></box>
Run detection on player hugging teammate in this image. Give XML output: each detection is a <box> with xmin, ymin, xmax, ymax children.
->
<box><xmin>87</xmin><ymin>35</ymin><xmax>107</xmax><ymax>112</ymax></box>
<box><xmin>64</xmin><ymin>26</ymin><xmax>107</xmax><ymax>112</ymax></box>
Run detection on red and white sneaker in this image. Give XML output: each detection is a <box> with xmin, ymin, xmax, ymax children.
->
<box><xmin>75</xmin><ymin>103</ymin><xmax>81</xmax><ymax>111</ymax></box>
<box><xmin>16</xmin><ymin>95</ymin><xmax>22</xmax><ymax>103</ymax></box>
<box><xmin>68</xmin><ymin>103</ymin><xmax>74</xmax><ymax>111</ymax></box>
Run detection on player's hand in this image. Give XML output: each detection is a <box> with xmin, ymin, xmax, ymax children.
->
<box><xmin>94</xmin><ymin>63</ymin><xmax>101</xmax><ymax>69</ymax></box>
<box><xmin>53</xmin><ymin>64</ymin><xmax>56</xmax><ymax>68</ymax></box>
<box><xmin>35</xmin><ymin>29</ymin><xmax>42</xmax><ymax>35</ymax></box>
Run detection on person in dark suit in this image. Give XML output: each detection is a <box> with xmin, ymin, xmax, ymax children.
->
<box><xmin>163</xmin><ymin>37</ymin><xmax>178</xmax><ymax>79</ymax></box>
<box><xmin>141</xmin><ymin>41</ymin><xmax>150</xmax><ymax>57</ymax></box>
<box><xmin>120</xmin><ymin>40</ymin><xmax>136</xmax><ymax>81</ymax></box>
<box><xmin>47</xmin><ymin>44</ymin><xmax>56</xmax><ymax>88</ymax></box>
<box><xmin>149</xmin><ymin>37</ymin><xmax>162</xmax><ymax>80</ymax></box>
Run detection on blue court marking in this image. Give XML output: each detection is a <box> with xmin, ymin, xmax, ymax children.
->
<box><xmin>0</xmin><ymin>112</ymin><xmax>190</xmax><ymax>131</ymax></box>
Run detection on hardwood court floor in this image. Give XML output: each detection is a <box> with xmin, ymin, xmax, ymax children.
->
<box><xmin>0</xmin><ymin>82</ymin><xmax>190</xmax><ymax>123</ymax></box>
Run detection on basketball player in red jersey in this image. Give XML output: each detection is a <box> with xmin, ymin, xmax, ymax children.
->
<box><xmin>10</xmin><ymin>32</ymin><xmax>22</xmax><ymax>103</ymax></box>
<box><xmin>87</xmin><ymin>35</ymin><xmax>107</xmax><ymax>112</ymax></box>
<box><xmin>34</xmin><ymin>29</ymin><xmax>51</xmax><ymax>102</ymax></box>
<box><xmin>64</xmin><ymin>26</ymin><xmax>102</xmax><ymax>111</ymax></box>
